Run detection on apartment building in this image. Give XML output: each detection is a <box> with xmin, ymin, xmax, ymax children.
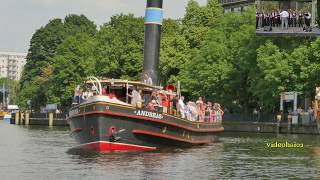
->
<box><xmin>0</xmin><ymin>51</ymin><xmax>27</xmax><ymax>80</ymax></box>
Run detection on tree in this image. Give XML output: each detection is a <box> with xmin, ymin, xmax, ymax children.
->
<box><xmin>94</xmin><ymin>14</ymin><xmax>144</xmax><ymax>80</ymax></box>
<box><xmin>47</xmin><ymin>33</ymin><xmax>97</xmax><ymax>109</ymax></box>
<box><xmin>182</xmin><ymin>0</ymin><xmax>223</xmax><ymax>49</ymax></box>
<box><xmin>160</xmin><ymin>19</ymin><xmax>191</xmax><ymax>84</ymax></box>
<box><xmin>18</xmin><ymin>14</ymin><xmax>97</xmax><ymax>110</ymax></box>
<box><xmin>252</xmin><ymin>42</ymin><xmax>294</xmax><ymax>111</ymax></box>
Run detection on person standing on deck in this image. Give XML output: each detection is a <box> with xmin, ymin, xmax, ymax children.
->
<box><xmin>280</xmin><ymin>9</ymin><xmax>289</xmax><ymax>30</ymax></box>
<box><xmin>74</xmin><ymin>85</ymin><xmax>82</xmax><ymax>104</ymax></box>
<box><xmin>214</xmin><ymin>103</ymin><xmax>224</xmax><ymax>124</ymax></box>
<box><xmin>127</xmin><ymin>88</ymin><xmax>142</xmax><ymax>106</ymax></box>
<box><xmin>196</xmin><ymin>97</ymin><xmax>205</xmax><ymax>122</ymax></box>
<box><xmin>298</xmin><ymin>12</ymin><xmax>303</xmax><ymax>27</ymax></box>
<box><xmin>143</xmin><ymin>73</ymin><xmax>153</xmax><ymax>85</ymax></box>
<box><xmin>304</xmin><ymin>12</ymin><xmax>311</xmax><ymax>31</ymax></box>
<box><xmin>170</xmin><ymin>95</ymin><xmax>178</xmax><ymax>116</ymax></box>
<box><xmin>178</xmin><ymin>96</ymin><xmax>186</xmax><ymax>119</ymax></box>
<box><xmin>293</xmin><ymin>11</ymin><xmax>297</xmax><ymax>27</ymax></box>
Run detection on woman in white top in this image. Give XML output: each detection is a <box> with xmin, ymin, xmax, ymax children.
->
<box><xmin>127</xmin><ymin>88</ymin><xmax>142</xmax><ymax>106</ymax></box>
<box><xmin>178</xmin><ymin>96</ymin><xmax>186</xmax><ymax>119</ymax></box>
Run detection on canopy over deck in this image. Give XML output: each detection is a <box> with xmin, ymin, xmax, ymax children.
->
<box><xmin>85</xmin><ymin>79</ymin><xmax>163</xmax><ymax>90</ymax></box>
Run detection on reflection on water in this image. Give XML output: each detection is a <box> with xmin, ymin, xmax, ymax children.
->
<box><xmin>0</xmin><ymin>120</ymin><xmax>320</xmax><ymax>179</ymax></box>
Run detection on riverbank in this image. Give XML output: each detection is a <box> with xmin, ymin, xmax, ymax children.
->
<box><xmin>223</xmin><ymin>121</ymin><xmax>319</xmax><ymax>134</ymax></box>
<box><xmin>7</xmin><ymin>112</ymin><xmax>320</xmax><ymax>134</ymax></box>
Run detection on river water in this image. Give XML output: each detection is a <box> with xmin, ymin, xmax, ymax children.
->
<box><xmin>1</xmin><ymin>120</ymin><xmax>320</xmax><ymax>179</ymax></box>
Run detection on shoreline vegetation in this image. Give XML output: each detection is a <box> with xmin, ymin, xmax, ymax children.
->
<box><xmin>17</xmin><ymin>0</ymin><xmax>320</xmax><ymax>113</ymax></box>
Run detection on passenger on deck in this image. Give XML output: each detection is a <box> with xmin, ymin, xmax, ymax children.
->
<box><xmin>178</xmin><ymin>96</ymin><xmax>186</xmax><ymax>119</ymax></box>
<box><xmin>127</xmin><ymin>88</ymin><xmax>142</xmax><ymax>106</ymax></box>
<box><xmin>74</xmin><ymin>85</ymin><xmax>82</xmax><ymax>104</ymax></box>
<box><xmin>196</xmin><ymin>97</ymin><xmax>205</xmax><ymax>122</ymax></box>
<box><xmin>81</xmin><ymin>91</ymin><xmax>88</xmax><ymax>101</ymax></box>
<box><xmin>142</xmin><ymin>92</ymin><xmax>150</xmax><ymax>108</ymax></box>
<box><xmin>101</xmin><ymin>86</ymin><xmax>107</xmax><ymax>95</ymax></box>
<box><xmin>160</xmin><ymin>93</ymin><xmax>169</xmax><ymax>113</ymax></box>
<box><xmin>205</xmin><ymin>101</ymin><xmax>212</xmax><ymax>122</ymax></box>
<box><xmin>170</xmin><ymin>96</ymin><xmax>178</xmax><ymax>116</ymax></box>
<box><xmin>187</xmin><ymin>101</ymin><xmax>198</xmax><ymax>121</ymax></box>
<box><xmin>143</xmin><ymin>73</ymin><xmax>153</xmax><ymax>85</ymax></box>
<box><xmin>148</xmin><ymin>100</ymin><xmax>157</xmax><ymax>111</ymax></box>
<box><xmin>214</xmin><ymin>103</ymin><xmax>224</xmax><ymax>124</ymax></box>
<box><xmin>185</xmin><ymin>102</ymin><xmax>191</xmax><ymax>120</ymax></box>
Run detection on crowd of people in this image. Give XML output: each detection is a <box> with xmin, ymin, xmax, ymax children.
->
<box><xmin>256</xmin><ymin>9</ymin><xmax>312</xmax><ymax>31</ymax></box>
<box><xmin>73</xmin><ymin>85</ymin><xmax>97</xmax><ymax>104</ymax></box>
<box><xmin>73</xmin><ymin>73</ymin><xmax>223</xmax><ymax>123</ymax></box>
<box><xmin>178</xmin><ymin>96</ymin><xmax>224</xmax><ymax>123</ymax></box>
<box><xmin>287</xmin><ymin>106</ymin><xmax>315</xmax><ymax>124</ymax></box>
<box><xmin>128</xmin><ymin>86</ymin><xmax>224</xmax><ymax>123</ymax></box>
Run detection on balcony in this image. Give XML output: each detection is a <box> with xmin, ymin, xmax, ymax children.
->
<box><xmin>219</xmin><ymin>0</ymin><xmax>254</xmax><ymax>6</ymax></box>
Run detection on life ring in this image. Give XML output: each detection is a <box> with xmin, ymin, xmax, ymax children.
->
<box><xmin>109</xmin><ymin>126</ymin><xmax>117</xmax><ymax>142</ymax></box>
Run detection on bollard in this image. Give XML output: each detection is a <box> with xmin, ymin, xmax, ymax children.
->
<box><xmin>15</xmin><ymin>111</ymin><xmax>20</xmax><ymax>125</ymax></box>
<box><xmin>25</xmin><ymin>111</ymin><xmax>29</xmax><ymax>126</ymax></box>
<box><xmin>49</xmin><ymin>112</ymin><xmax>54</xmax><ymax>127</ymax></box>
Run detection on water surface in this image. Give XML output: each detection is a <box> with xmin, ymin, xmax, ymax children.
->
<box><xmin>0</xmin><ymin>120</ymin><xmax>319</xmax><ymax>179</ymax></box>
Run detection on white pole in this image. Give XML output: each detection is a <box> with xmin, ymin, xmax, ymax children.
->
<box><xmin>177</xmin><ymin>81</ymin><xmax>181</xmax><ymax>99</ymax></box>
<box><xmin>280</xmin><ymin>93</ymin><xmax>283</xmax><ymax>111</ymax></box>
<box><xmin>294</xmin><ymin>92</ymin><xmax>297</xmax><ymax>112</ymax></box>
<box><xmin>126</xmin><ymin>81</ymin><xmax>129</xmax><ymax>103</ymax></box>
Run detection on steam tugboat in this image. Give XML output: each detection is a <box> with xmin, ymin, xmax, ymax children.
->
<box><xmin>68</xmin><ymin>0</ymin><xmax>224</xmax><ymax>152</ymax></box>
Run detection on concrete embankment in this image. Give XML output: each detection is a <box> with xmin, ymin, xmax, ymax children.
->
<box><xmin>10</xmin><ymin>112</ymin><xmax>68</xmax><ymax>126</ymax></box>
<box><xmin>223</xmin><ymin>121</ymin><xmax>320</xmax><ymax>134</ymax></box>
<box><xmin>8</xmin><ymin>112</ymin><xmax>320</xmax><ymax>135</ymax></box>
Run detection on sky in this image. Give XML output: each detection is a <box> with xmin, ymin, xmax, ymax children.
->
<box><xmin>0</xmin><ymin>0</ymin><xmax>207</xmax><ymax>53</ymax></box>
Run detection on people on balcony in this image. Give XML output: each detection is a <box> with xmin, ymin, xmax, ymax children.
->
<box><xmin>256</xmin><ymin>9</ymin><xmax>313</xmax><ymax>32</ymax></box>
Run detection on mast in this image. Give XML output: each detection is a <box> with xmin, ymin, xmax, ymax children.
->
<box><xmin>143</xmin><ymin>0</ymin><xmax>163</xmax><ymax>85</ymax></box>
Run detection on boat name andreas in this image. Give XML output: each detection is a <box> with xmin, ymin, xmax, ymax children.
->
<box><xmin>135</xmin><ymin>110</ymin><xmax>163</xmax><ymax>119</ymax></box>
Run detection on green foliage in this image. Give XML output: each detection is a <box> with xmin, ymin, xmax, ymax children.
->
<box><xmin>48</xmin><ymin>33</ymin><xmax>97</xmax><ymax>108</ymax></box>
<box><xmin>18</xmin><ymin>14</ymin><xmax>97</xmax><ymax>110</ymax></box>
<box><xmin>17</xmin><ymin>2</ymin><xmax>320</xmax><ymax>113</ymax></box>
<box><xmin>95</xmin><ymin>14</ymin><xmax>144</xmax><ymax>80</ymax></box>
<box><xmin>160</xmin><ymin>19</ymin><xmax>191</xmax><ymax>84</ymax></box>
<box><xmin>182</xmin><ymin>0</ymin><xmax>223</xmax><ymax>48</ymax></box>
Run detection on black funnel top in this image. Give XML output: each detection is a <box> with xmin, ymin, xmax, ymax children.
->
<box><xmin>143</xmin><ymin>0</ymin><xmax>163</xmax><ymax>85</ymax></box>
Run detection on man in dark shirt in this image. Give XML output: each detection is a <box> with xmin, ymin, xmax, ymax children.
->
<box><xmin>293</xmin><ymin>11</ymin><xmax>297</xmax><ymax>27</ymax></box>
<box><xmin>170</xmin><ymin>96</ymin><xmax>178</xmax><ymax>116</ymax></box>
<box><xmin>298</xmin><ymin>12</ymin><xmax>303</xmax><ymax>27</ymax></box>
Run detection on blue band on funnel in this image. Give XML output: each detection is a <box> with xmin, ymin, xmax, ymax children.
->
<box><xmin>145</xmin><ymin>8</ymin><xmax>163</xmax><ymax>25</ymax></box>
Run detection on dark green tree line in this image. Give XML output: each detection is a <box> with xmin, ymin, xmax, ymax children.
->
<box><xmin>17</xmin><ymin>0</ymin><xmax>320</xmax><ymax>113</ymax></box>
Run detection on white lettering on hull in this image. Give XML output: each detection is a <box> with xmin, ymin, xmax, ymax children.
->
<box><xmin>135</xmin><ymin>110</ymin><xmax>163</xmax><ymax>119</ymax></box>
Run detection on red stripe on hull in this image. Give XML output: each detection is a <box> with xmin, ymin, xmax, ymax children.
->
<box><xmin>132</xmin><ymin>129</ymin><xmax>210</xmax><ymax>144</ymax></box>
<box><xmin>79</xmin><ymin>141</ymin><xmax>156</xmax><ymax>152</ymax></box>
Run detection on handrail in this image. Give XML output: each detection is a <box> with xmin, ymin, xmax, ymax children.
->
<box><xmin>86</xmin><ymin>76</ymin><xmax>102</xmax><ymax>95</ymax></box>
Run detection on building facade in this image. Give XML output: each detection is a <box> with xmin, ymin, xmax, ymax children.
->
<box><xmin>0</xmin><ymin>51</ymin><xmax>27</xmax><ymax>81</ymax></box>
<box><xmin>219</xmin><ymin>0</ymin><xmax>254</xmax><ymax>13</ymax></box>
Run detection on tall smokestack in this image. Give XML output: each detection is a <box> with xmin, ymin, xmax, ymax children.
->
<box><xmin>143</xmin><ymin>0</ymin><xmax>163</xmax><ymax>85</ymax></box>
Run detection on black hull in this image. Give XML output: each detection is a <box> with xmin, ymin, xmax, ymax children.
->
<box><xmin>68</xmin><ymin>99</ymin><xmax>224</xmax><ymax>151</ymax></box>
